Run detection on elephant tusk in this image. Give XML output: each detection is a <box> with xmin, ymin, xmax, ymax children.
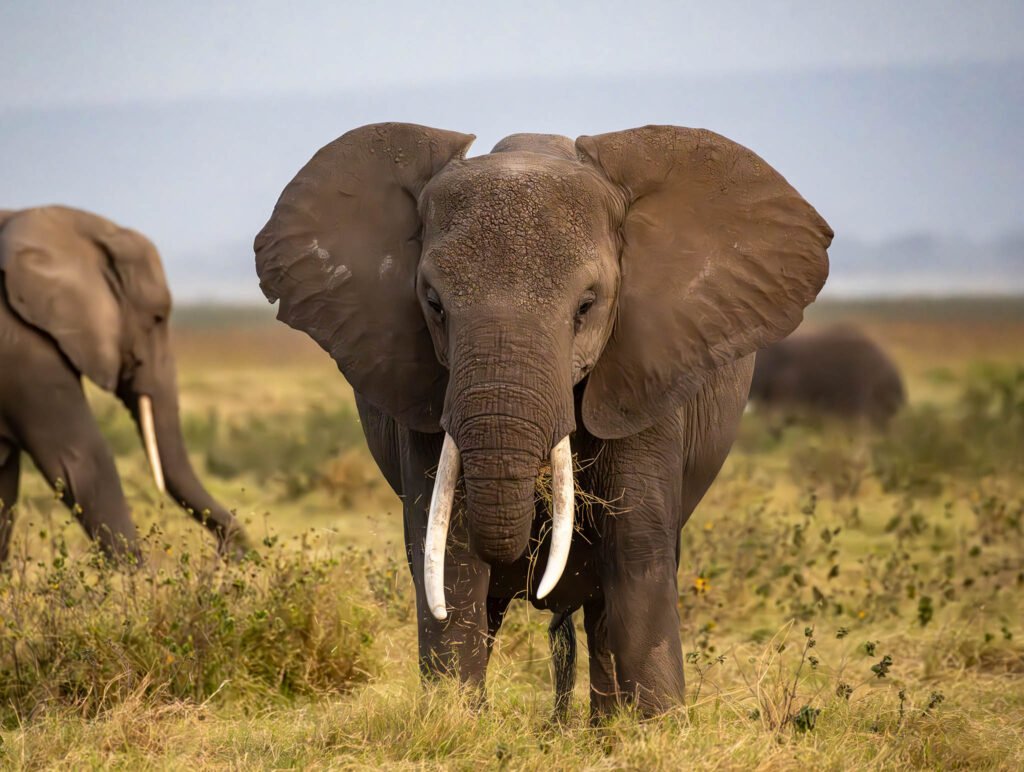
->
<box><xmin>424</xmin><ymin>433</ymin><xmax>461</xmax><ymax>621</ymax></box>
<box><xmin>138</xmin><ymin>395</ymin><xmax>166</xmax><ymax>495</ymax></box>
<box><xmin>536</xmin><ymin>435</ymin><xmax>573</xmax><ymax>600</ymax></box>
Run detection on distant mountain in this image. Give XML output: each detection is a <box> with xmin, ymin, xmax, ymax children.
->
<box><xmin>826</xmin><ymin>231</ymin><xmax>1024</xmax><ymax>296</ymax></box>
<box><xmin>2</xmin><ymin>60</ymin><xmax>1021</xmax><ymax>300</ymax></box>
<box><xmin>170</xmin><ymin>230</ymin><xmax>1024</xmax><ymax>303</ymax></box>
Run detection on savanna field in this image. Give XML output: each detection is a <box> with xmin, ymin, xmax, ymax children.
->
<box><xmin>1</xmin><ymin>299</ymin><xmax>1022</xmax><ymax>770</ymax></box>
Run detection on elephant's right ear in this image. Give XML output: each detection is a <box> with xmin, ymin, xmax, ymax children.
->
<box><xmin>0</xmin><ymin>207</ymin><xmax>123</xmax><ymax>391</ymax></box>
<box><xmin>254</xmin><ymin>123</ymin><xmax>475</xmax><ymax>432</ymax></box>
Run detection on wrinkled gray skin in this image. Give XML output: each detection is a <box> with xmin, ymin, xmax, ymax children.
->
<box><xmin>0</xmin><ymin>206</ymin><xmax>249</xmax><ymax>563</ymax></box>
<box><xmin>255</xmin><ymin>124</ymin><xmax>832</xmax><ymax>717</ymax></box>
<box><xmin>749</xmin><ymin>325</ymin><xmax>906</xmax><ymax>426</ymax></box>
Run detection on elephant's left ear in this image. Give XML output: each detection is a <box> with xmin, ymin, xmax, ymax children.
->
<box><xmin>577</xmin><ymin>126</ymin><xmax>832</xmax><ymax>439</ymax></box>
<box><xmin>0</xmin><ymin>207</ymin><xmax>123</xmax><ymax>391</ymax></box>
<box><xmin>97</xmin><ymin>226</ymin><xmax>172</xmax><ymax>319</ymax></box>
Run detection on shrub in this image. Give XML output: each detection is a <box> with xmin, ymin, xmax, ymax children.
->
<box><xmin>872</xmin><ymin>364</ymin><xmax>1024</xmax><ymax>492</ymax></box>
<box><xmin>0</xmin><ymin>535</ymin><xmax>380</xmax><ymax>724</ymax></box>
<box><xmin>187</xmin><ymin>404</ymin><xmax>369</xmax><ymax>501</ymax></box>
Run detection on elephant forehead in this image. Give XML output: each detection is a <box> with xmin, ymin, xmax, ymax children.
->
<box><xmin>421</xmin><ymin>158</ymin><xmax>613</xmax><ymax>306</ymax></box>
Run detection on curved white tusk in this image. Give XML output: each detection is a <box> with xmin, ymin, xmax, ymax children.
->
<box><xmin>138</xmin><ymin>395</ymin><xmax>166</xmax><ymax>495</ymax></box>
<box><xmin>536</xmin><ymin>435</ymin><xmax>573</xmax><ymax>600</ymax></box>
<box><xmin>424</xmin><ymin>433</ymin><xmax>461</xmax><ymax>621</ymax></box>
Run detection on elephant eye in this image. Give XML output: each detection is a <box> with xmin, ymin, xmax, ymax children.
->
<box><xmin>425</xmin><ymin>289</ymin><xmax>445</xmax><ymax>318</ymax></box>
<box><xmin>576</xmin><ymin>291</ymin><xmax>597</xmax><ymax>318</ymax></box>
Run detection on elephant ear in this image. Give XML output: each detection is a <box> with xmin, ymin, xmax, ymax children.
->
<box><xmin>254</xmin><ymin>122</ymin><xmax>475</xmax><ymax>432</ymax></box>
<box><xmin>577</xmin><ymin>126</ymin><xmax>832</xmax><ymax>439</ymax></box>
<box><xmin>0</xmin><ymin>206</ymin><xmax>124</xmax><ymax>391</ymax></box>
<box><xmin>98</xmin><ymin>225</ymin><xmax>172</xmax><ymax>321</ymax></box>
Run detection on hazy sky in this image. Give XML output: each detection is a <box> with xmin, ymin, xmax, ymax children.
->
<box><xmin>3</xmin><ymin>1</ymin><xmax>1022</xmax><ymax>109</ymax></box>
<box><xmin>2</xmin><ymin>2</ymin><xmax>1022</xmax><ymax>298</ymax></box>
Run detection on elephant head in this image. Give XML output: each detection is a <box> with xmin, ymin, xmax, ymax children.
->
<box><xmin>255</xmin><ymin>123</ymin><xmax>831</xmax><ymax>610</ymax></box>
<box><xmin>0</xmin><ymin>206</ymin><xmax>246</xmax><ymax>551</ymax></box>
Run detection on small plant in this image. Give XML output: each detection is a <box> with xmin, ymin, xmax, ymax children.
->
<box><xmin>924</xmin><ymin>691</ymin><xmax>946</xmax><ymax>714</ymax></box>
<box><xmin>917</xmin><ymin>596</ymin><xmax>934</xmax><ymax>627</ymax></box>
<box><xmin>871</xmin><ymin>655</ymin><xmax>894</xmax><ymax>679</ymax></box>
<box><xmin>792</xmin><ymin>704</ymin><xmax>821</xmax><ymax>733</ymax></box>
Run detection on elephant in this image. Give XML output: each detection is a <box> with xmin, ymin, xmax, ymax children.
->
<box><xmin>0</xmin><ymin>206</ymin><xmax>250</xmax><ymax>563</ymax></box>
<box><xmin>748</xmin><ymin>324</ymin><xmax>906</xmax><ymax>425</ymax></box>
<box><xmin>254</xmin><ymin>123</ymin><xmax>832</xmax><ymax>716</ymax></box>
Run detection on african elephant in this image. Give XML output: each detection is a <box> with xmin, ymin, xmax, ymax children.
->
<box><xmin>749</xmin><ymin>324</ymin><xmax>905</xmax><ymax>425</ymax></box>
<box><xmin>255</xmin><ymin>123</ymin><xmax>832</xmax><ymax>716</ymax></box>
<box><xmin>0</xmin><ymin>206</ymin><xmax>249</xmax><ymax>562</ymax></box>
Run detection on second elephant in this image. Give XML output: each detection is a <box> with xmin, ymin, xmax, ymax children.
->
<box><xmin>749</xmin><ymin>325</ymin><xmax>906</xmax><ymax>425</ymax></box>
<box><xmin>0</xmin><ymin>206</ymin><xmax>250</xmax><ymax>562</ymax></box>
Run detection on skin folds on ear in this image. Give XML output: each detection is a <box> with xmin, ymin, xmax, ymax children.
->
<box><xmin>577</xmin><ymin>125</ymin><xmax>833</xmax><ymax>439</ymax></box>
<box><xmin>254</xmin><ymin>123</ymin><xmax>475</xmax><ymax>433</ymax></box>
<box><xmin>0</xmin><ymin>207</ymin><xmax>125</xmax><ymax>390</ymax></box>
<box><xmin>98</xmin><ymin>227</ymin><xmax>172</xmax><ymax>320</ymax></box>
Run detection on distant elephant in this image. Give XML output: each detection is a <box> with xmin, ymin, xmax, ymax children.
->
<box><xmin>255</xmin><ymin>123</ymin><xmax>832</xmax><ymax>716</ymax></box>
<box><xmin>0</xmin><ymin>206</ymin><xmax>249</xmax><ymax>562</ymax></box>
<box><xmin>749</xmin><ymin>325</ymin><xmax>905</xmax><ymax>425</ymax></box>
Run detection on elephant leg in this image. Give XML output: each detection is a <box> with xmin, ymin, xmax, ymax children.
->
<box><xmin>0</xmin><ymin>440</ymin><xmax>20</xmax><ymax>563</ymax></box>
<box><xmin>582</xmin><ymin>597</ymin><xmax>618</xmax><ymax>719</ymax></box>
<box><xmin>401</xmin><ymin>429</ymin><xmax>491</xmax><ymax>688</ymax></box>
<box><xmin>601</xmin><ymin>545</ymin><xmax>684</xmax><ymax>714</ymax></box>
<box><xmin>13</xmin><ymin>379</ymin><xmax>140</xmax><ymax>562</ymax></box>
<box><xmin>581</xmin><ymin>424</ymin><xmax>689</xmax><ymax>716</ymax></box>
<box><xmin>549</xmin><ymin>609</ymin><xmax>577</xmax><ymax>721</ymax></box>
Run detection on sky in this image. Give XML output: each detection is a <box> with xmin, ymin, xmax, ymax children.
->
<box><xmin>3</xmin><ymin>1</ymin><xmax>1022</xmax><ymax>107</ymax></box>
<box><xmin>2</xmin><ymin>1</ymin><xmax>1022</xmax><ymax>299</ymax></box>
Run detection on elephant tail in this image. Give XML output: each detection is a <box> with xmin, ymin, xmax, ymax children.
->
<box><xmin>549</xmin><ymin>608</ymin><xmax>577</xmax><ymax>721</ymax></box>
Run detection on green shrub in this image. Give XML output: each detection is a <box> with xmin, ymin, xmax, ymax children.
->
<box><xmin>0</xmin><ymin>537</ymin><xmax>380</xmax><ymax>724</ymax></box>
<box><xmin>872</xmin><ymin>364</ymin><xmax>1024</xmax><ymax>492</ymax></box>
<box><xmin>185</xmin><ymin>404</ymin><xmax>369</xmax><ymax>500</ymax></box>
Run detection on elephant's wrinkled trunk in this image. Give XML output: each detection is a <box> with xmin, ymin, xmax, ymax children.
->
<box><xmin>121</xmin><ymin>352</ymin><xmax>250</xmax><ymax>557</ymax></box>
<box><xmin>442</xmin><ymin>319</ymin><xmax>575</xmax><ymax>567</ymax></box>
<box><xmin>460</xmin><ymin>444</ymin><xmax>542</xmax><ymax>564</ymax></box>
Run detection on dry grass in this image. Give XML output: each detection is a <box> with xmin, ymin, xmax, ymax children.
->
<box><xmin>1</xmin><ymin>298</ymin><xmax>1023</xmax><ymax>770</ymax></box>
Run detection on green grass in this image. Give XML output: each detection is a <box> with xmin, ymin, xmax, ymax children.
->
<box><xmin>1</xmin><ymin>303</ymin><xmax>1023</xmax><ymax>769</ymax></box>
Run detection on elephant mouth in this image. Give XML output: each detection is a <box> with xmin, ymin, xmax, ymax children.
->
<box><xmin>422</xmin><ymin>433</ymin><xmax>575</xmax><ymax>621</ymax></box>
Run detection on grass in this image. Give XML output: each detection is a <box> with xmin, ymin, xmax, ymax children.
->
<box><xmin>1</xmin><ymin>299</ymin><xmax>1023</xmax><ymax>769</ymax></box>
<box><xmin>0</xmin><ymin>537</ymin><xmax>380</xmax><ymax>722</ymax></box>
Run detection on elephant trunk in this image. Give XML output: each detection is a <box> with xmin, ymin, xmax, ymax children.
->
<box><xmin>460</xmin><ymin>442</ymin><xmax>542</xmax><ymax>565</ymax></box>
<box><xmin>122</xmin><ymin>351</ymin><xmax>249</xmax><ymax>556</ymax></box>
<box><xmin>442</xmin><ymin>319</ymin><xmax>575</xmax><ymax>567</ymax></box>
